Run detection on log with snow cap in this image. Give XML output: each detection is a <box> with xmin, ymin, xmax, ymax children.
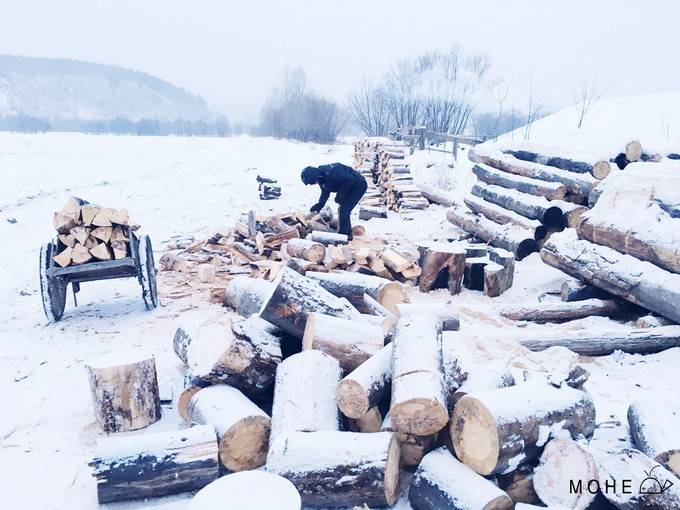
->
<box><xmin>336</xmin><ymin>343</ymin><xmax>392</xmax><ymax>419</ymax></box>
<box><xmin>396</xmin><ymin>301</ymin><xmax>460</xmax><ymax>331</ymax></box>
<box><xmin>628</xmin><ymin>395</ymin><xmax>680</xmax><ymax>477</ymax></box>
<box><xmin>260</xmin><ymin>267</ymin><xmax>362</xmax><ymax>338</ymax></box>
<box><xmin>500</xmin><ymin>145</ymin><xmax>612</xmax><ymax>179</ymax></box>
<box><xmin>408</xmin><ymin>447</ymin><xmax>513</xmax><ymax>510</ymax></box>
<box><xmin>416</xmin><ymin>241</ymin><xmax>467</xmax><ymax>294</ymax></box>
<box><xmin>472</xmin><ymin>162</ymin><xmax>569</xmax><ymax>200</ymax></box>
<box><xmin>223</xmin><ymin>276</ymin><xmax>272</xmax><ymax>317</ymax></box>
<box><xmin>90</xmin><ymin>425</ymin><xmax>219</xmax><ymax>503</ymax></box>
<box><xmin>302</xmin><ymin>312</ymin><xmax>384</xmax><ymax>372</ymax></box>
<box><xmin>464</xmin><ymin>195</ymin><xmax>548</xmax><ymax>241</ymax></box>
<box><xmin>186</xmin><ymin>385</ymin><xmax>271</xmax><ymax>472</ymax></box>
<box><xmin>390</xmin><ymin>314</ymin><xmax>449</xmax><ymax>436</ymax></box>
<box><xmin>266</xmin><ymin>430</ymin><xmax>401</xmax><ymax>508</ymax></box>
<box><xmin>541</xmin><ymin>229</ymin><xmax>680</xmax><ymax>324</ymax></box>
<box><xmin>471</xmin><ymin>183</ymin><xmax>565</xmax><ymax>227</ymax></box>
<box><xmin>451</xmin><ymin>380</ymin><xmax>596</xmax><ymax>476</ymax></box>
<box><xmin>500</xmin><ymin>298</ymin><xmax>626</xmax><ymax>323</ymax></box>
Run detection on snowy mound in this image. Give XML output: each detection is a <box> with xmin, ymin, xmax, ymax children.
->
<box><xmin>505</xmin><ymin>92</ymin><xmax>680</xmax><ymax>154</ymax></box>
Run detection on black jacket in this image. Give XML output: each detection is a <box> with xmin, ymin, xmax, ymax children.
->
<box><xmin>314</xmin><ymin>163</ymin><xmax>365</xmax><ymax>207</ymax></box>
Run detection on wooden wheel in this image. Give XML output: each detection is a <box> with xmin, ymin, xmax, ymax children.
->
<box><xmin>138</xmin><ymin>235</ymin><xmax>158</xmax><ymax>310</ymax></box>
<box><xmin>39</xmin><ymin>242</ymin><xmax>67</xmax><ymax>322</ymax></box>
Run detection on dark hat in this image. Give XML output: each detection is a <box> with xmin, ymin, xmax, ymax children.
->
<box><xmin>301</xmin><ymin>166</ymin><xmax>320</xmax><ymax>185</ymax></box>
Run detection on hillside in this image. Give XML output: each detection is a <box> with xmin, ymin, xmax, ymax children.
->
<box><xmin>0</xmin><ymin>55</ymin><xmax>211</xmax><ymax>122</ymax></box>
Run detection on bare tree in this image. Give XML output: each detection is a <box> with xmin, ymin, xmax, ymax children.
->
<box><xmin>491</xmin><ymin>77</ymin><xmax>512</xmax><ymax>141</ymax></box>
<box><xmin>347</xmin><ymin>79</ymin><xmax>391</xmax><ymax>136</ymax></box>
<box><xmin>522</xmin><ymin>81</ymin><xmax>544</xmax><ymax>141</ymax></box>
<box><xmin>384</xmin><ymin>60</ymin><xmax>421</xmax><ymax>129</ymax></box>
<box><xmin>574</xmin><ymin>77</ymin><xmax>604</xmax><ymax>129</ymax></box>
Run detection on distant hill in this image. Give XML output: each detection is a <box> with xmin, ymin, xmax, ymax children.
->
<box><xmin>0</xmin><ymin>54</ymin><xmax>211</xmax><ymax>123</ymax></box>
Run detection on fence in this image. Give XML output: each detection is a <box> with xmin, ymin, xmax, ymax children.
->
<box><xmin>391</xmin><ymin>127</ymin><xmax>487</xmax><ymax>160</ymax></box>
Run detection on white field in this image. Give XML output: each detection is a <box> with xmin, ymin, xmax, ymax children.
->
<box><xmin>0</xmin><ymin>132</ymin><xmax>677</xmax><ymax>510</ymax></box>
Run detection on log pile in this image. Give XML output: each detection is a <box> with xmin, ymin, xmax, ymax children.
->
<box><xmin>257</xmin><ymin>175</ymin><xmax>281</xmax><ymax>200</ymax></box>
<box><xmin>51</xmin><ymin>197</ymin><xmax>136</xmax><ymax>267</ymax></box>
<box><xmin>353</xmin><ymin>137</ymin><xmax>429</xmax><ymax>212</ymax></box>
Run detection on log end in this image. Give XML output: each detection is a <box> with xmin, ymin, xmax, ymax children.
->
<box><xmin>384</xmin><ymin>435</ymin><xmax>402</xmax><ymax>506</ymax></box>
<box><xmin>336</xmin><ymin>379</ymin><xmax>370</xmax><ymax>419</ymax></box>
<box><xmin>178</xmin><ymin>386</ymin><xmax>202</xmax><ymax>422</ymax></box>
<box><xmin>591</xmin><ymin>160</ymin><xmax>611</xmax><ymax>180</ymax></box>
<box><xmin>219</xmin><ymin>415</ymin><xmax>271</xmax><ymax>471</ymax></box>
<box><xmin>659</xmin><ymin>450</ymin><xmax>680</xmax><ymax>478</ymax></box>
<box><xmin>517</xmin><ymin>239</ymin><xmax>539</xmax><ymax>260</ymax></box>
<box><xmin>451</xmin><ymin>396</ymin><xmax>499</xmax><ymax>476</ymax></box>
<box><xmin>391</xmin><ymin>398</ymin><xmax>449</xmax><ymax>436</ymax></box>
<box><xmin>378</xmin><ymin>282</ymin><xmax>408</xmax><ymax>314</ymax></box>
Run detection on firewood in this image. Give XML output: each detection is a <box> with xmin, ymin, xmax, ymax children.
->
<box><xmin>451</xmin><ymin>381</ymin><xmax>595</xmax><ymax>475</ymax></box>
<box><xmin>500</xmin><ymin>298</ymin><xmax>625</xmax><ymax>323</ymax></box>
<box><xmin>336</xmin><ymin>344</ymin><xmax>392</xmax><ymax>419</ymax></box>
<box><xmin>302</xmin><ymin>312</ymin><xmax>384</xmax><ymax>372</ymax></box>
<box><xmin>308</xmin><ymin>230</ymin><xmax>348</xmax><ymax>245</ymax></box>
<box><xmin>53</xmin><ymin>246</ymin><xmax>73</xmax><ymax>267</ymax></box>
<box><xmin>92</xmin><ymin>208</ymin><xmax>114</xmax><ymax>227</ymax></box>
<box><xmin>197</xmin><ymin>264</ymin><xmax>216</xmax><ymax>283</ymax></box>
<box><xmin>110</xmin><ymin>241</ymin><xmax>128</xmax><ymax>259</ymax></box>
<box><xmin>396</xmin><ymin>302</ymin><xmax>459</xmax><ymax>331</ymax></box>
<box><xmin>381</xmin><ymin>248</ymin><xmax>411</xmax><ymax>273</ymax></box>
<box><xmin>473</xmin><ymin>163</ymin><xmax>568</xmax><ymax>200</ymax></box>
<box><xmin>390</xmin><ymin>315</ymin><xmax>448</xmax><ymax>435</ymax></box>
<box><xmin>484</xmin><ymin>248</ymin><xmax>515</xmax><ymax>297</ymax></box>
<box><xmin>90</xmin><ymin>425</ymin><xmax>219</xmax><ymax>503</ymax></box>
<box><xmin>560</xmin><ymin>279</ymin><xmax>610</xmax><ymax>302</ymax></box>
<box><xmin>351</xmin><ymin>406</ymin><xmax>383</xmax><ymax>433</ymax></box>
<box><xmin>85</xmin><ymin>353</ymin><xmax>161</xmax><ymax>433</ymax></box>
<box><xmin>224</xmin><ymin>276</ymin><xmax>272</xmax><ymax>317</ymax></box>
<box><xmin>361</xmin><ymin>293</ymin><xmax>391</xmax><ymax>317</ymax></box>
<box><xmin>628</xmin><ymin>396</ymin><xmax>680</xmax><ymax>476</ymax></box>
<box><xmin>81</xmin><ymin>205</ymin><xmax>99</xmax><ymax>226</ymax></box>
<box><xmin>381</xmin><ymin>412</ymin><xmax>436</xmax><ymax>467</ymax></box>
<box><xmin>264</xmin><ymin>228</ymin><xmax>299</xmax><ymax>248</ymax></box>
<box><xmin>409</xmin><ymin>447</ymin><xmax>513</xmax><ymax>510</ymax></box>
<box><xmin>416</xmin><ymin>183</ymin><xmax>455</xmax><ymax>207</ymax></box>
<box><xmin>71</xmin><ymin>226</ymin><xmax>90</xmax><ymax>245</ymax></box>
<box><xmin>463</xmin><ymin>256</ymin><xmax>489</xmax><ymax>291</ymax></box>
<box><xmin>84</xmin><ymin>235</ymin><xmax>97</xmax><ymax>249</ymax></box>
<box><xmin>71</xmin><ymin>243</ymin><xmax>93</xmax><ymax>264</ymax></box>
<box><xmin>110</xmin><ymin>225</ymin><xmax>128</xmax><ymax>242</ymax></box>
<box><xmin>109</xmin><ymin>208</ymin><xmax>129</xmax><ymax>225</ymax></box>
<box><xmin>90</xmin><ymin>226</ymin><xmax>112</xmax><ymax>244</ymax></box>
<box><xmin>266</xmin><ymin>430</ymin><xmax>400</xmax><ymax>508</ymax></box>
<box><xmin>90</xmin><ymin>242</ymin><xmax>112</xmax><ymax>261</ymax></box>
<box><xmin>284</xmin><ymin>238</ymin><xmax>325</xmax><ymax>262</ymax></box>
<box><xmin>464</xmin><ymin>195</ymin><xmax>548</xmax><ymax>240</ymax></box>
<box><xmin>285</xmin><ymin>257</ymin><xmax>317</xmax><ymax>275</ymax></box>
<box><xmin>187</xmin><ymin>385</ymin><xmax>270</xmax><ymax>471</ymax></box>
<box><xmin>58</xmin><ymin>233</ymin><xmax>76</xmax><ymax>248</ymax></box>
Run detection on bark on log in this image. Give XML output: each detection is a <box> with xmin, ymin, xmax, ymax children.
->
<box><xmin>446</xmin><ymin>206</ymin><xmax>538</xmax><ymax>260</ymax></box>
<box><xmin>503</xmin><ymin>148</ymin><xmax>611</xmax><ymax>179</ymax></box>
<box><xmin>597</xmin><ymin>448</ymin><xmax>680</xmax><ymax>509</ymax></box>
<box><xmin>540</xmin><ymin>229</ymin><xmax>680</xmax><ymax>323</ymax></box>
<box><xmin>484</xmin><ymin>248</ymin><xmax>515</xmax><ymax>297</ymax></box>
<box><xmin>85</xmin><ymin>354</ymin><xmax>161</xmax><ymax>433</ymax></box>
<box><xmin>628</xmin><ymin>397</ymin><xmax>680</xmax><ymax>477</ymax></box>
<box><xmin>223</xmin><ymin>276</ymin><xmax>272</xmax><ymax>317</ymax></box>
<box><xmin>390</xmin><ymin>315</ymin><xmax>448</xmax><ymax>435</ymax></box>
<box><xmin>284</xmin><ymin>239</ymin><xmax>325</xmax><ymax>262</ymax></box>
<box><xmin>464</xmin><ymin>195</ymin><xmax>548</xmax><ymax>240</ymax></box>
<box><xmin>471</xmin><ymin>184</ymin><xmax>564</xmax><ymax>227</ymax></box>
<box><xmin>361</xmin><ymin>293</ymin><xmax>391</xmax><ymax>317</ymax></box>
<box><xmin>336</xmin><ymin>343</ymin><xmax>392</xmax><ymax>419</ymax></box>
<box><xmin>451</xmin><ymin>381</ymin><xmax>596</xmax><ymax>475</ymax></box>
<box><xmin>381</xmin><ymin>412</ymin><xmax>436</xmax><ymax>466</ymax></box>
<box><xmin>260</xmin><ymin>268</ymin><xmax>361</xmax><ymax>338</ymax></box>
<box><xmin>416</xmin><ymin>242</ymin><xmax>467</xmax><ymax>293</ymax></box>
<box><xmin>496</xmin><ymin>461</ymin><xmax>539</xmax><ymax>505</ymax></box>
<box><xmin>560</xmin><ymin>279</ymin><xmax>611</xmax><ymax>302</ymax></box>
<box><xmin>409</xmin><ymin>447</ymin><xmax>513</xmax><ymax>510</ymax></box>
<box><xmin>416</xmin><ymin>183</ymin><xmax>455</xmax><ymax>206</ymax></box>
<box><xmin>533</xmin><ymin>438</ymin><xmax>599</xmax><ymax>510</ymax></box>
<box><xmin>518</xmin><ymin>325</ymin><xmax>680</xmax><ymax>356</ymax></box>
<box><xmin>303</xmin><ymin>270</ymin><xmax>366</xmax><ymax>309</ymax></box>
<box><xmin>396</xmin><ymin>302</ymin><xmax>460</xmax><ymax>331</ymax></box>
<box><xmin>464</xmin><ymin>256</ymin><xmax>490</xmax><ymax>291</ymax></box>
<box><xmin>90</xmin><ymin>425</ymin><xmax>219</xmax><ymax>503</ymax></box>
<box><xmin>285</xmin><ymin>257</ymin><xmax>318</xmax><ymax>275</ymax></box>
<box><xmin>307</xmin><ymin>231</ymin><xmax>348</xmax><ymax>245</ymax></box>
<box><xmin>500</xmin><ymin>298</ymin><xmax>625</xmax><ymax>323</ymax></box>
<box><xmin>473</xmin><ymin>163</ymin><xmax>568</xmax><ymax>200</ymax></box>
<box><xmin>302</xmin><ymin>312</ymin><xmax>384</xmax><ymax>372</ymax></box>
<box><xmin>588</xmin><ymin>184</ymin><xmax>604</xmax><ymax>208</ymax></box>
<box><xmin>359</xmin><ymin>206</ymin><xmax>388</xmax><ymax>220</ymax></box>
<box><xmin>187</xmin><ymin>385</ymin><xmax>271</xmax><ymax>471</ymax></box>
<box><xmin>266</xmin><ymin>430</ymin><xmax>400</xmax><ymax>508</ymax></box>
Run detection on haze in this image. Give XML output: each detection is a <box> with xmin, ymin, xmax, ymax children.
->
<box><xmin>1</xmin><ymin>0</ymin><xmax>677</xmax><ymax>122</ymax></box>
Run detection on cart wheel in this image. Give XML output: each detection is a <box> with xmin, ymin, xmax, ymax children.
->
<box><xmin>39</xmin><ymin>242</ymin><xmax>67</xmax><ymax>322</ymax></box>
<box><xmin>139</xmin><ymin>235</ymin><xmax>158</xmax><ymax>310</ymax></box>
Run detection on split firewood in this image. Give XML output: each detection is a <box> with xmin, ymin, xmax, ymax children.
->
<box><xmin>110</xmin><ymin>241</ymin><xmax>128</xmax><ymax>259</ymax></box>
<box><xmin>53</xmin><ymin>246</ymin><xmax>74</xmax><ymax>267</ymax></box>
<box><xmin>628</xmin><ymin>396</ymin><xmax>680</xmax><ymax>476</ymax></box>
<box><xmin>284</xmin><ymin>238</ymin><xmax>325</xmax><ymax>262</ymax></box>
<box><xmin>197</xmin><ymin>264</ymin><xmax>216</xmax><ymax>283</ymax></box>
<box><xmin>381</xmin><ymin>248</ymin><xmax>411</xmax><ymax>273</ymax></box>
<box><xmin>336</xmin><ymin>343</ymin><xmax>392</xmax><ymax>419</ymax></box>
<box><xmin>81</xmin><ymin>205</ymin><xmax>99</xmax><ymax>226</ymax></box>
<box><xmin>71</xmin><ymin>243</ymin><xmax>93</xmax><ymax>264</ymax></box>
<box><xmin>90</xmin><ymin>242</ymin><xmax>112</xmax><ymax>261</ymax></box>
<box><xmin>91</xmin><ymin>226</ymin><xmax>112</xmax><ymax>244</ymax></box>
<box><xmin>381</xmin><ymin>412</ymin><xmax>436</xmax><ymax>467</ymax></box>
<box><xmin>110</xmin><ymin>225</ymin><xmax>129</xmax><ymax>242</ymax></box>
<box><xmin>58</xmin><ymin>233</ymin><xmax>76</xmax><ymax>248</ymax></box>
<box><xmin>484</xmin><ymin>248</ymin><xmax>515</xmax><ymax>297</ymax></box>
<box><xmin>71</xmin><ymin>226</ymin><xmax>89</xmax><ymax>245</ymax></box>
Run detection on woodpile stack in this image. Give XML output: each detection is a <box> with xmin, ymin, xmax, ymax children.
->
<box><xmin>52</xmin><ymin>197</ymin><xmax>136</xmax><ymax>267</ymax></box>
<box><xmin>353</xmin><ymin>137</ymin><xmax>429</xmax><ymax>213</ymax></box>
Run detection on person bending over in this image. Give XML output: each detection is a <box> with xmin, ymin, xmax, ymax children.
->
<box><xmin>301</xmin><ymin>163</ymin><xmax>368</xmax><ymax>240</ymax></box>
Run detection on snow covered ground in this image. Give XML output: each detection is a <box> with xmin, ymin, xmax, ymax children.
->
<box><xmin>1</xmin><ymin>132</ymin><xmax>677</xmax><ymax>510</ymax></box>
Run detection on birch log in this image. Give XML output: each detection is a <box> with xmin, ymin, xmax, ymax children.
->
<box><xmin>284</xmin><ymin>239</ymin><xmax>325</xmax><ymax>262</ymax></box>
<box><xmin>502</xmin><ymin>147</ymin><xmax>611</xmax><ymax>179</ymax></box>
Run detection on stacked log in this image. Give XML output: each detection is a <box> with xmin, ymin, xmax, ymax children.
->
<box><xmin>52</xmin><ymin>197</ymin><xmax>135</xmax><ymax>267</ymax></box>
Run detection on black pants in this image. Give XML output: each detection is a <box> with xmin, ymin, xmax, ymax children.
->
<box><xmin>337</xmin><ymin>179</ymin><xmax>368</xmax><ymax>237</ymax></box>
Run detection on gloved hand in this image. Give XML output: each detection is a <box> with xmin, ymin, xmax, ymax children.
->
<box><xmin>310</xmin><ymin>203</ymin><xmax>321</xmax><ymax>213</ymax></box>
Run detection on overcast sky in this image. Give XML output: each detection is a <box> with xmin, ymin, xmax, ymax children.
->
<box><xmin>1</xmin><ymin>0</ymin><xmax>678</xmax><ymax>123</ymax></box>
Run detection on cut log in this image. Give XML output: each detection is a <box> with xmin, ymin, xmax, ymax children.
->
<box><xmin>269</xmin><ymin>350</ymin><xmax>341</xmax><ymax>443</ymax></box>
<box><xmin>284</xmin><ymin>238</ymin><xmax>325</xmax><ymax>263</ymax></box>
<box><xmin>197</xmin><ymin>264</ymin><xmax>216</xmax><ymax>283</ymax></box>
<box><xmin>53</xmin><ymin>246</ymin><xmax>73</xmax><ymax>267</ymax></box>
<box><xmin>90</xmin><ymin>242</ymin><xmax>112</xmax><ymax>261</ymax></box>
<box><xmin>336</xmin><ymin>343</ymin><xmax>392</xmax><ymax>419</ymax></box>
<box><xmin>541</xmin><ymin>229</ymin><xmax>680</xmax><ymax>323</ymax></box>
<box><xmin>471</xmin><ymin>184</ymin><xmax>564</xmax><ymax>227</ymax></box>
<box><xmin>303</xmin><ymin>270</ymin><xmax>406</xmax><ymax>313</ymax></box>
<box><xmin>416</xmin><ymin>242</ymin><xmax>467</xmax><ymax>293</ymax></box>
<box><xmin>503</xmin><ymin>147</ymin><xmax>611</xmax><ymax>179</ymax></box>
<box><xmin>451</xmin><ymin>381</ymin><xmax>596</xmax><ymax>475</ymax></box>
<box><xmin>85</xmin><ymin>353</ymin><xmax>161</xmax><ymax>433</ymax></box>
<box><xmin>352</xmin><ymin>406</ymin><xmax>383</xmax><ymax>433</ymax></box>
<box><xmin>361</xmin><ymin>293</ymin><xmax>391</xmax><ymax>317</ymax></box>
<box><xmin>416</xmin><ymin>183</ymin><xmax>455</xmax><ymax>207</ymax></box>
<box><xmin>496</xmin><ymin>461</ymin><xmax>539</xmax><ymax>505</ymax></box>
<box><xmin>381</xmin><ymin>248</ymin><xmax>412</xmax><ymax>273</ymax></box>
<box><xmin>266</xmin><ymin>430</ymin><xmax>400</xmax><ymax>508</ymax></box>
<box><xmin>628</xmin><ymin>396</ymin><xmax>680</xmax><ymax>476</ymax></box>
<box><xmin>187</xmin><ymin>385</ymin><xmax>271</xmax><ymax>471</ymax></box>
<box><xmin>223</xmin><ymin>276</ymin><xmax>272</xmax><ymax>317</ymax></box>
<box><xmin>473</xmin><ymin>163</ymin><xmax>568</xmax><ymax>200</ymax></box>
<box><xmin>560</xmin><ymin>279</ymin><xmax>610</xmax><ymax>302</ymax></box>
<box><xmin>359</xmin><ymin>205</ymin><xmax>388</xmax><ymax>220</ymax></box>
<box><xmin>464</xmin><ymin>195</ymin><xmax>548</xmax><ymax>240</ymax></box>
<box><xmin>302</xmin><ymin>312</ymin><xmax>384</xmax><ymax>372</ymax></box>
<box><xmin>409</xmin><ymin>447</ymin><xmax>513</xmax><ymax>510</ymax></box>
<box><xmin>396</xmin><ymin>302</ymin><xmax>460</xmax><ymax>331</ymax></box>
<box><xmin>71</xmin><ymin>243</ymin><xmax>93</xmax><ymax>264</ymax></box>
<box><xmin>285</xmin><ymin>257</ymin><xmax>318</xmax><ymax>275</ymax></box>
<box><xmin>110</xmin><ymin>241</ymin><xmax>128</xmax><ymax>259</ymax></box>
<box><xmin>382</xmin><ymin>412</ymin><xmax>436</xmax><ymax>467</ymax></box>
<box><xmin>597</xmin><ymin>448</ymin><xmax>680</xmax><ymax>509</ymax></box>
<box><xmin>446</xmin><ymin>206</ymin><xmax>538</xmax><ymax>260</ymax></box>
<box><xmin>485</xmin><ymin>248</ymin><xmax>515</xmax><ymax>297</ymax></box>
<box><xmin>260</xmin><ymin>268</ymin><xmax>361</xmax><ymax>338</ymax></box>
<box><xmin>625</xmin><ymin>140</ymin><xmax>643</xmax><ymax>162</ymax></box>
<box><xmin>500</xmin><ymin>298</ymin><xmax>625</xmax><ymax>323</ymax></box>
<box><xmin>391</xmin><ymin>315</ymin><xmax>448</xmax><ymax>435</ymax></box>
<box><xmin>464</xmin><ymin>256</ymin><xmax>490</xmax><ymax>291</ymax></box>
<box><xmin>518</xmin><ymin>325</ymin><xmax>680</xmax><ymax>356</ymax></box>
<box><xmin>90</xmin><ymin>425</ymin><xmax>219</xmax><ymax>504</ymax></box>
<box><xmin>307</xmin><ymin>231</ymin><xmax>348</xmax><ymax>245</ymax></box>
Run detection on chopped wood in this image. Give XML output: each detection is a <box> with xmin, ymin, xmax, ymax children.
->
<box><xmin>110</xmin><ymin>240</ymin><xmax>128</xmax><ymax>259</ymax></box>
<box><xmin>53</xmin><ymin>246</ymin><xmax>73</xmax><ymax>267</ymax></box>
<box><xmin>197</xmin><ymin>264</ymin><xmax>216</xmax><ymax>283</ymax></box>
<box><xmin>90</xmin><ymin>242</ymin><xmax>112</xmax><ymax>261</ymax></box>
<box><xmin>416</xmin><ymin>242</ymin><xmax>467</xmax><ymax>294</ymax></box>
<box><xmin>110</xmin><ymin>225</ymin><xmax>129</xmax><ymax>242</ymax></box>
<box><xmin>71</xmin><ymin>243</ymin><xmax>94</xmax><ymax>264</ymax></box>
<box><xmin>91</xmin><ymin>226</ymin><xmax>112</xmax><ymax>244</ymax></box>
<box><xmin>381</xmin><ymin>248</ymin><xmax>412</xmax><ymax>273</ymax></box>
<box><xmin>284</xmin><ymin>238</ymin><xmax>325</xmax><ymax>262</ymax></box>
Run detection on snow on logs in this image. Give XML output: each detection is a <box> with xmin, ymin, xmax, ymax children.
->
<box><xmin>500</xmin><ymin>298</ymin><xmax>626</xmax><ymax>323</ymax></box>
<box><xmin>336</xmin><ymin>343</ymin><xmax>392</xmax><ymax>419</ymax></box>
<box><xmin>390</xmin><ymin>314</ymin><xmax>449</xmax><ymax>436</ymax></box>
<box><xmin>472</xmin><ymin>163</ymin><xmax>568</xmax><ymax>200</ymax></box>
<box><xmin>266</xmin><ymin>430</ymin><xmax>401</xmax><ymax>508</ymax></box>
<box><xmin>628</xmin><ymin>396</ymin><xmax>680</xmax><ymax>476</ymax></box>
<box><xmin>408</xmin><ymin>447</ymin><xmax>513</xmax><ymax>510</ymax></box>
<box><xmin>85</xmin><ymin>353</ymin><xmax>161</xmax><ymax>433</ymax></box>
<box><xmin>541</xmin><ymin>229</ymin><xmax>680</xmax><ymax>324</ymax></box>
<box><xmin>464</xmin><ymin>195</ymin><xmax>548</xmax><ymax>241</ymax></box>
<box><xmin>471</xmin><ymin>184</ymin><xmax>565</xmax><ymax>228</ymax></box>
<box><xmin>306</xmin><ymin>230</ymin><xmax>348</xmax><ymax>245</ymax></box>
<box><xmin>260</xmin><ymin>268</ymin><xmax>362</xmax><ymax>338</ymax></box>
<box><xmin>396</xmin><ymin>302</ymin><xmax>460</xmax><ymax>331</ymax></box>
<box><xmin>446</xmin><ymin>205</ymin><xmax>538</xmax><ymax>260</ymax></box>
<box><xmin>302</xmin><ymin>312</ymin><xmax>384</xmax><ymax>372</ymax></box>
<box><xmin>501</xmin><ymin>146</ymin><xmax>612</xmax><ymax>179</ymax></box>
<box><xmin>451</xmin><ymin>381</ymin><xmax>596</xmax><ymax>476</ymax></box>
<box><xmin>90</xmin><ymin>425</ymin><xmax>219</xmax><ymax>503</ymax></box>
<box><xmin>284</xmin><ymin>238</ymin><xmax>325</xmax><ymax>262</ymax></box>
<box><xmin>186</xmin><ymin>385</ymin><xmax>271</xmax><ymax>471</ymax></box>
<box><xmin>223</xmin><ymin>276</ymin><xmax>272</xmax><ymax>317</ymax></box>
<box><xmin>381</xmin><ymin>412</ymin><xmax>436</xmax><ymax>466</ymax></box>
<box><xmin>416</xmin><ymin>242</ymin><xmax>467</xmax><ymax>294</ymax></box>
